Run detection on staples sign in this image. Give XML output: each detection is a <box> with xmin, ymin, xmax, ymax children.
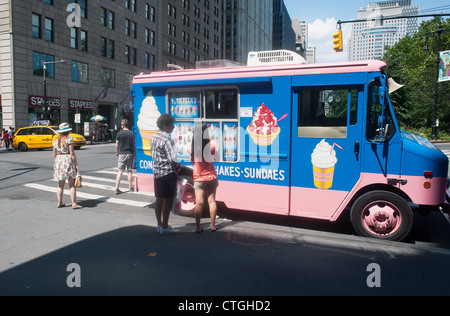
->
<box><xmin>29</xmin><ymin>95</ymin><xmax>61</xmax><ymax>108</ymax></box>
<box><xmin>69</xmin><ymin>99</ymin><xmax>94</xmax><ymax>110</ymax></box>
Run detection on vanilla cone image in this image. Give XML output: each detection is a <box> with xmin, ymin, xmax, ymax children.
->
<box><xmin>311</xmin><ymin>139</ymin><xmax>338</xmax><ymax>190</ymax></box>
<box><xmin>140</xmin><ymin>130</ymin><xmax>158</xmax><ymax>156</ymax></box>
<box><xmin>137</xmin><ymin>90</ymin><xmax>161</xmax><ymax>156</ymax></box>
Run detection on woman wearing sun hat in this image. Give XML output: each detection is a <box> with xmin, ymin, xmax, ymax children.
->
<box><xmin>53</xmin><ymin>122</ymin><xmax>83</xmax><ymax>209</ymax></box>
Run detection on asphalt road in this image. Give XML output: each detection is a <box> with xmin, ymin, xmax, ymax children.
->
<box><xmin>0</xmin><ymin>142</ymin><xmax>449</xmax><ymax>297</ymax></box>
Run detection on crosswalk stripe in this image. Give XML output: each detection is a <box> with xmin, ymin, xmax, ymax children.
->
<box><xmin>77</xmin><ymin>175</ymin><xmax>154</xmax><ymax>196</ymax></box>
<box><xmin>24</xmin><ymin>183</ymin><xmax>151</xmax><ymax>208</ymax></box>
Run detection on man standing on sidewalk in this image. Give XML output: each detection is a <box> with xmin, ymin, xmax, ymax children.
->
<box><xmin>151</xmin><ymin>114</ymin><xmax>180</xmax><ymax>234</ymax></box>
<box><xmin>115</xmin><ymin>119</ymin><xmax>135</xmax><ymax>194</ymax></box>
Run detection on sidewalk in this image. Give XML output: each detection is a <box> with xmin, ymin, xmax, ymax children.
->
<box><xmin>0</xmin><ymin>198</ymin><xmax>450</xmax><ymax>296</ymax></box>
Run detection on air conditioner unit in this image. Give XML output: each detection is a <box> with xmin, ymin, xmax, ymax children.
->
<box><xmin>247</xmin><ymin>50</ymin><xmax>307</xmax><ymax>66</ymax></box>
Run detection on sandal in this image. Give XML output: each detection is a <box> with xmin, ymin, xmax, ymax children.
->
<box><xmin>72</xmin><ymin>204</ymin><xmax>83</xmax><ymax>209</ymax></box>
<box><xmin>57</xmin><ymin>203</ymin><xmax>66</xmax><ymax>208</ymax></box>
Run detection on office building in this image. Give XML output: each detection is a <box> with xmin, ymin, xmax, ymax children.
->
<box><xmin>292</xmin><ymin>19</ymin><xmax>316</xmax><ymax>63</ymax></box>
<box><xmin>273</xmin><ymin>0</ymin><xmax>296</xmax><ymax>51</ymax></box>
<box><xmin>223</xmin><ymin>0</ymin><xmax>273</xmax><ymax>64</ymax></box>
<box><xmin>348</xmin><ymin>0</ymin><xmax>418</xmax><ymax>61</ymax></box>
<box><xmin>0</xmin><ymin>0</ymin><xmax>223</xmax><ymax>132</ymax></box>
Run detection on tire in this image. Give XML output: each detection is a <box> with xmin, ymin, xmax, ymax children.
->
<box><xmin>350</xmin><ymin>191</ymin><xmax>413</xmax><ymax>241</ymax></box>
<box><xmin>18</xmin><ymin>142</ymin><xmax>28</xmax><ymax>152</ymax></box>
<box><xmin>177</xmin><ymin>175</ymin><xmax>196</xmax><ymax>217</ymax></box>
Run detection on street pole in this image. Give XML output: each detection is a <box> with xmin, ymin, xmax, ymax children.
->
<box><xmin>43</xmin><ymin>64</ymin><xmax>47</xmax><ymax>121</ymax></box>
<box><xmin>431</xmin><ymin>26</ymin><xmax>442</xmax><ymax>140</ymax></box>
<box><xmin>42</xmin><ymin>59</ymin><xmax>66</xmax><ymax>121</ymax></box>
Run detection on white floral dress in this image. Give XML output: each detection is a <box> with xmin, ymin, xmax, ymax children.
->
<box><xmin>53</xmin><ymin>137</ymin><xmax>76</xmax><ymax>180</ymax></box>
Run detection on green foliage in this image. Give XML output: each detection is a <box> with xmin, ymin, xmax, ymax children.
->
<box><xmin>383</xmin><ymin>17</ymin><xmax>450</xmax><ymax>139</ymax></box>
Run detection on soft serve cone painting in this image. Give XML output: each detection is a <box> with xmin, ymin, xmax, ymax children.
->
<box><xmin>137</xmin><ymin>91</ymin><xmax>161</xmax><ymax>156</ymax></box>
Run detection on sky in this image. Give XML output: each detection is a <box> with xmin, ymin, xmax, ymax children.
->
<box><xmin>283</xmin><ymin>0</ymin><xmax>450</xmax><ymax>63</ymax></box>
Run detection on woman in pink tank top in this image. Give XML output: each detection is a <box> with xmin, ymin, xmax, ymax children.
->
<box><xmin>191</xmin><ymin>124</ymin><xmax>218</xmax><ymax>233</ymax></box>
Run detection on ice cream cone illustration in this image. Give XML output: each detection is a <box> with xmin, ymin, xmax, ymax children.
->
<box><xmin>247</xmin><ymin>103</ymin><xmax>281</xmax><ymax>146</ymax></box>
<box><xmin>137</xmin><ymin>90</ymin><xmax>161</xmax><ymax>156</ymax></box>
<box><xmin>311</xmin><ymin>139</ymin><xmax>339</xmax><ymax>190</ymax></box>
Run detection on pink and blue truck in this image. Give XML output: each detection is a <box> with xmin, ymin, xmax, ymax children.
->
<box><xmin>132</xmin><ymin>50</ymin><xmax>449</xmax><ymax>241</ymax></box>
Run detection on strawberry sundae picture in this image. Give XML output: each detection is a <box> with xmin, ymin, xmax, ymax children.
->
<box><xmin>247</xmin><ymin>103</ymin><xmax>282</xmax><ymax>146</ymax></box>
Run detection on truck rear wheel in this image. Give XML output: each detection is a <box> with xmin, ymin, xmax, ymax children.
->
<box><xmin>350</xmin><ymin>191</ymin><xmax>413</xmax><ymax>241</ymax></box>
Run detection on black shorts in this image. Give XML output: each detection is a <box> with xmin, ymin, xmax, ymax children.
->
<box><xmin>154</xmin><ymin>172</ymin><xmax>177</xmax><ymax>199</ymax></box>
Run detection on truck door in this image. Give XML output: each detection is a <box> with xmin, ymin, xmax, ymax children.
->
<box><xmin>290</xmin><ymin>84</ymin><xmax>364</xmax><ymax>220</ymax></box>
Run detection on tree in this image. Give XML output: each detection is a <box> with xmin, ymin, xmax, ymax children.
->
<box><xmin>383</xmin><ymin>17</ymin><xmax>450</xmax><ymax>137</ymax></box>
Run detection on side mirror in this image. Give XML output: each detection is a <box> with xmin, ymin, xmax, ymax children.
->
<box><xmin>379</xmin><ymin>85</ymin><xmax>386</xmax><ymax>106</ymax></box>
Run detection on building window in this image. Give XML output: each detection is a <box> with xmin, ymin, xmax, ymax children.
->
<box><xmin>101</xmin><ymin>7</ymin><xmax>107</xmax><ymax>26</ymax></box>
<box><xmin>33</xmin><ymin>52</ymin><xmax>54</xmax><ymax>77</ymax></box>
<box><xmin>71</xmin><ymin>28</ymin><xmax>78</xmax><ymax>49</ymax></box>
<box><xmin>72</xmin><ymin>61</ymin><xmax>89</xmax><ymax>83</ymax></box>
<box><xmin>101</xmin><ymin>37</ymin><xmax>107</xmax><ymax>57</ymax></box>
<box><xmin>101</xmin><ymin>67</ymin><xmax>115</xmax><ymax>88</ymax></box>
<box><xmin>125</xmin><ymin>45</ymin><xmax>130</xmax><ymax>63</ymax></box>
<box><xmin>32</xmin><ymin>13</ymin><xmax>41</xmax><ymax>39</ymax></box>
<box><xmin>125</xmin><ymin>19</ymin><xmax>130</xmax><ymax>36</ymax></box>
<box><xmin>44</xmin><ymin>18</ymin><xmax>53</xmax><ymax>42</ymax></box>
<box><xmin>108</xmin><ymin>11</ymin><xmax>115</xmax><ymax>30</ymax></box>
<box><xmin>80</xmin><ymin>30</ymin><xmax>87</xmax><ymax>51</ymax></box>
<box><xmin>109</xmin><ymin>40</ymin><xmax>115</xmax><ymax>59</ymax></box>
<box><xmin>70</xmin><ymin>0</ymin><xmax>87</xmax><ymax>18</ymax></box>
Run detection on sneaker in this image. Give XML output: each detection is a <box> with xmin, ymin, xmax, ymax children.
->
<box><xmin>115</xmin><ymin>189</ymin><xmax>122</xmax><ymax>195</ymax></box>
<box><xmin>157</xmin><ymin>226</ymin><xmax>162</xmax><ymax>233</ymax></box>
<box><xmin>160</xmin><ymin>226</ymin><xmax>179</xmax><ymax>235</ymax></box>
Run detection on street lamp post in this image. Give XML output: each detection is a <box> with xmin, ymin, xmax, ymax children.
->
<box><xmin>424</xmin><ymin>21</ymin><xmax>450</xmax><ymax>140</ymax></box>
<box><xmin>42</xmin><ymin>59</ymin><xmax>66</xmax><ymax>121</ymax></box>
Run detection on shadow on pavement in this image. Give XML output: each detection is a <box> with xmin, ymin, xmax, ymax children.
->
<box><xmin>1</xmin><ymin>219</ymin><xmax>450</xmax><ymax>296</ymax></box>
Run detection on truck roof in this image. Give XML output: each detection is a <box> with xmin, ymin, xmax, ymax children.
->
<box><xmin>132</xmin><ymin>60</ymin><xmax>387</xmax><ymax>85</ymax></box>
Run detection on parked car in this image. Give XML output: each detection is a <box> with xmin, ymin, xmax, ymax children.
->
<box><xmin>12</xmin><ymin>126</ymin><xmax>86</xmax><ymax>152</ymax></box>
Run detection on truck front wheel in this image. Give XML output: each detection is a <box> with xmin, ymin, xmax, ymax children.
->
<box><xmin>350</xmin><ymin>191</ymin><xmax>413</xmax><ymax>241</ymax></box>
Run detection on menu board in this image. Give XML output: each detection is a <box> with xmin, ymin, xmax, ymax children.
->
<box><xmin>172</xmin><ymin>122</ymin><xmax>194</xmax><ymax>159</ymax></box>
<box><xmin>223</xmin><ymin>122</ymin><xmax>238</xmax><ymax>162</ymax></box>
<box><xmin>170</xmin><ymin>97</ymin><xmax>199</xmax><ymax>119</ymax></box>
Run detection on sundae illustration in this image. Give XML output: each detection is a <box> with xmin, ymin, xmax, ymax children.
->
<box><xmin>311</xmin><ymin>139</ymin><xmax>342</xmax><ymax>190</ymax></box>
<box><xmin>137</xmin><ymin>90</ymin><xmax>161</xmax><ymax>156</ymax></box>
<box><xmin>247</xmin><ymin>103</ymin><xmax>282</xmax><ymax>146</ymax></box>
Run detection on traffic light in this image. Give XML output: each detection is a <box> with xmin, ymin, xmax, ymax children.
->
<box><xmin>333</xmin><ymin>29</ymin><xmax>343</xmax><ymax>52</ymax></box>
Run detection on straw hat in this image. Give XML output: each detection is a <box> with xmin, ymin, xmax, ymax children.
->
<box><xmin>58</xmin><ymin>122</ymin><xmax>72</xmax><ymax>133</ymax></box>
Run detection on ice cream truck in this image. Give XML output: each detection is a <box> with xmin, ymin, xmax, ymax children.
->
<box><xmin>132</xmin><ymin>50</ymin><xmax>449</xmax><ymax>241</ymax></box>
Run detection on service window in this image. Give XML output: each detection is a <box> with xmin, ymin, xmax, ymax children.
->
<box><xmin>167</xmin><ymin>87</ymin><xmax>239</xmax><ymax>162</ymax></box>
<box><xmin>298</xmin><ymin>87</ymin><xmax>358</xmax><ymax>139</ymax></box>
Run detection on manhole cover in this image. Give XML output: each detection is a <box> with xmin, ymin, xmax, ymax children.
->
<box><xmin>225</xmin><ymin>230</ymin><xmax>275</xmax><ymax>246</ymax></box>
<box><xmin>8</xmin><ymin>195</ymin><xmax>32</xmax><ymax>200</ymax></box>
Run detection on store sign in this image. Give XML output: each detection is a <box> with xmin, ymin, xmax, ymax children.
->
<box><xmin>69</xmin><ymin>99</ymin><xmax>94</xmax><ymax>110</ymax></box>
<box><xmin>29</xmin><ymin>95</ymin><xmax>61</xmax><ymax>108</ymax></box>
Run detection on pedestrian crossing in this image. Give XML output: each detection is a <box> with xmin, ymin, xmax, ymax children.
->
<box><xmin>24</xmin><ymin>167</ymin><xmax>155</xmax><ymax>208</ymax></box>
<box><xmin>441</xmin><ymin>149</ymin><xmax>450</xmax><ymax>160</ymax></box>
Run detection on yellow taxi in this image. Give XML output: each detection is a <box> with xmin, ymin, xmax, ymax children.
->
<box><xmin>13</xmin><ymin>125</ymin><xmax>86</xmax><ymax>152</ymax></box>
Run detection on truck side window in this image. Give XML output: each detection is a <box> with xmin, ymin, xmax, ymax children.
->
<box><xmin>298</xmin><ymin>88</ymin><xmax>358</xmax><ymax>139</ymax></box>
<box><xmin>366</xmin><ymin>82</ymin><xmax>396</xmax><ymax>142</ymax></box>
